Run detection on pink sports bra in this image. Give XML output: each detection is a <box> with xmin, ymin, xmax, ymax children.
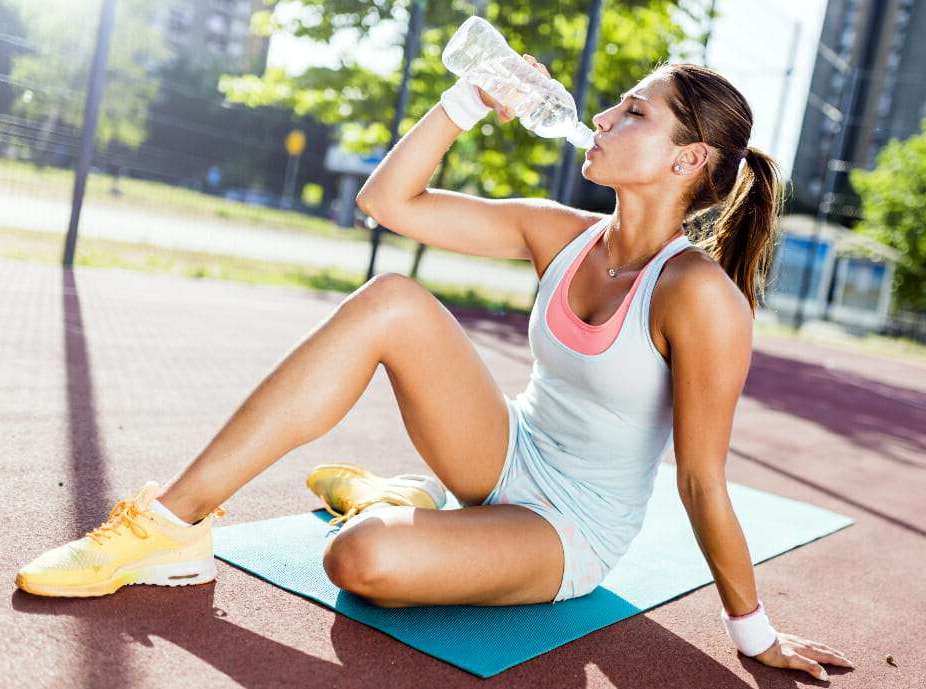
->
<box><xmin>546</xmin><ymin>223</ymin><xmax>684</xmax><ymax>356</ymax></box>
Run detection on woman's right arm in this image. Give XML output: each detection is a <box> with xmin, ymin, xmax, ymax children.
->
<box><xmin>356</xmin><ymin>86</ymin><xmax>583</xmax><ymax>261</ymax></box>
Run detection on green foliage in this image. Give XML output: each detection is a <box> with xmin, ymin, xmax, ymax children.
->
<box><xmin>849</xmin><ymin>119</ymin><xmax>926</xmax><ymax>312</ymax></box>
<box><xmin>7</xmin><ymin>0</ymin><xmax>169</xmax><ymax>149</ymax></box>
<box><xmin>220</xmin><ymin>0</ymin><xmax>689</xmax><ymax>199</ymax></box>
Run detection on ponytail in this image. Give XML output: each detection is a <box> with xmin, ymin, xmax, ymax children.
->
<box><xmin>692</xmin><ymin>147</ymin><xmax>784</xmax><ymax>315</ymax></box>
<box><xmin>700</xmin><ymin>146</ymin><xmax>786</xmax><ymax>314</ymax></box>
<box><xmin>659</xmin><ymin>63</ymin><xmax>788</xmax><ymax>315</ymax></box>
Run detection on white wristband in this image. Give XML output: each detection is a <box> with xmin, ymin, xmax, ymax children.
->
<box><xmin>720</xmin><ymin>599</ymin><xmax>778</xmax><ymax>657</ymax></box>
<box><xmin>439</xmin><ymin>79</ymin><xmax>493</xmax><ymax>132</ymax></box>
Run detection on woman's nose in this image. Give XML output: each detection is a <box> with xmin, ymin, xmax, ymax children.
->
<box><xmin>593</xmin><ymin>114</ymin><xmax>609</xmax><ymax>131</ymax></box>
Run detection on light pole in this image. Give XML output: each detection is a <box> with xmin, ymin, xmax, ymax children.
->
<box><xmin>792</xmin><ymin>65</ymin><xmax>860</xmax><ymax>330</ymax></box>
<box><xmin>282</xmin><ymin>129</ymin><xmax>306</xmax><ymax>209</ymax></box>
<box><xmin>551</xmin><ymin>0</ymin><xmax>604</xmax><ymax>206</ymax></box>
<box><xmin>701</xmin><ymin>0</ymin><xmax>717</xmax><ymax>66</ymax></box>
<box><xmin>769</xmin><ymin>19</ymin><xmax>802</xmax><ymax>161</ymax></box>
<box><xmin>365</xmin><ymin>0</ymin><xmax>426</xmax><ymax>282</ymax></box>
<box><xmin>409</xmin><ymin>0</ymin><xmax>487</xmax><ymax>280</ymax></box>
<box><xmin>534</xmin><ymin>0</ymin><xmax>603</xmax><ymax>306</ymax></box>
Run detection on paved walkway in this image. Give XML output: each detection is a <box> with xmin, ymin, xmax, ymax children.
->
<box><xmin>2</xmin><ymin>257</ymin><xmax>923</xmax><ymax>688</ymax></box>
<box><xmin>0</xmin><ymin>188</ymin><xmax>538</xmax><ymax>296</ymax></box>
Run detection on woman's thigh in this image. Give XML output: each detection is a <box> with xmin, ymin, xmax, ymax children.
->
<box><xmin>352</xmin><ymin>273</ymin><xmax>512</xmax><ymax>507</ymax></box>
<box><xmin>323</xmin><ymin>503</ymin><xmax>566</xmax><ymax>607</ymax></box>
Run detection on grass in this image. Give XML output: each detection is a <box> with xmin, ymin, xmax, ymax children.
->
<box><xmin>0</xmin><ymin>158</ymin><xmax>337</xmax><ymax>234</ymax></box>
<box><xmin>2</xmin><ymin>225</ymin><xmax>923</xmax><ymax>367</ymax></box>
<box><xmin>752</xmin><ymin>315</ymin><xmax>926</xmax><ymax>367</ymax></box>
<box><xmin>0</xmin><ymin>226</ymin><xmax>534</xmax><ymax>314</ymax></box>
<box><xmin>0</xmin><ymin>158</ymin><xmax>529</xmax><ymax>265</ymax></box>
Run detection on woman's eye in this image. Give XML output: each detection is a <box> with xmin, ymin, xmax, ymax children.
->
<box><xmin>627</xmin><ymin>109</ymin><xmax>642</xmax><ymax>117</ymax></box>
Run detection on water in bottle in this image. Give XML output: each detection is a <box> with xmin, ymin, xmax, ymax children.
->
<box><xmin>441</xmin><ymin>15</ymin><xmax>596</xmax><ymax>149</ymax></box>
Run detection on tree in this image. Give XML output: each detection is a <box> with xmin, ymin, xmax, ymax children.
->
<box><xmin>0</xmin><ymin>0</ymin><xmax>26</xmax><ymax>115</ymax></box>
<box><xmin>7</xmin><ymin>0</ymin><xmax>170</xmax><ymax>153</ymax></box>
<box><xmin>220</xmin><ymin>0</ymin><xmax>688</xmax><ymax>200</ymax></box>
<box><xmin>849</xmin><ymin>120</ymin><xmax>926</xmax><ymax>312</ymax></box>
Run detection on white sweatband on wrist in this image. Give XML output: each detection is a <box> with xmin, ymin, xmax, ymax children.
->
<box><xmin>439</xmin><ymin>79</ymin><xmax>493</xmax><ymax>132</ymax></box>
<box><xmin>720</xmin><ymin>599</ymin><xmax>778</xmax><ymax>657</ymax></box>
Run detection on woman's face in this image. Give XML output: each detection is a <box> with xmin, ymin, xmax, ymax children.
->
<box><xmin>582</xmin><ymin>74</ymin><xmax>686</xmax><ymax>189</ymax></box>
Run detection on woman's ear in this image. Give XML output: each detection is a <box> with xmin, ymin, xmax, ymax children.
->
<box><xmin>683</xmin><ymin>142</ymin><xmax>711</xmax><ymax>175</ymax></box>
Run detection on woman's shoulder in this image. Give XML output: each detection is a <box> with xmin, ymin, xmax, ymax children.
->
<box><xmin>650</xmin><ymin>244</ymin><xmax>752</xmax><ymax>349</ymax></box>
<box><xmin>520</xmin><ymin>203</ymin><xmax>606</xmax><ymax>280</ymax></box>
<box><xmin>659</xmin><ymin>243</ymin><xmax>745</xmax><ymax>302</ymax></box>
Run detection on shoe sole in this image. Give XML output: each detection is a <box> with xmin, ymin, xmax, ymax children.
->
<box><xmin>16</xmin><ymin>557</ymin><xmax>217</xmax><ymax>598</ymax></box>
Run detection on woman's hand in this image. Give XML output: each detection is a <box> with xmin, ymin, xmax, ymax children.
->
<box><xmin>475</xmin><ymin>53</ymin><xmax>551</xmax><ymax>124</ymax></box>
<box><xmin>752</xmin><ymin>632</ymin><xmax>855</xmax><ymax>681</ymax></box>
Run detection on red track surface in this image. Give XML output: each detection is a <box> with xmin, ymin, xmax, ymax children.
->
<box><xmin>2</xmin><ymin>258</ymin><xmax>923</xmax><ymax>688</ymax></box>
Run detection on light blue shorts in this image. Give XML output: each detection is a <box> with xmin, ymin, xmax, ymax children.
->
<box><xmin>479</xmin><ymin>395</ymin><xmax>611</xmax><ymax>603</ymax></box>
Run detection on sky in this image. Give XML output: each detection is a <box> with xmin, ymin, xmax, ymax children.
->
<box><xmin>267</xmin><ymin>0</ymin><xmax>828</xmax><ymax>180</ymax></box>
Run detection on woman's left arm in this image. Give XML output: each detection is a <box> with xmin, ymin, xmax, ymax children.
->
<box><xmin>661</xmin><ymin>260</ymin><xmax>854</xmax><ymax>681</ymax></box>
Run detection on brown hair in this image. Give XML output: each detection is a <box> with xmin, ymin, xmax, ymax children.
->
<box><xmin>655</xmin><ymin>62</ymin><xmax>787</xmax><ymax>314</ymax></box>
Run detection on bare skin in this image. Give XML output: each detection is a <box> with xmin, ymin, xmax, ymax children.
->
<box><xmin>151</xmin><ymin>55</ymin><xmax>855</xmax><ymax>679</ymax></box>
<box><xmin>157</xmin><ymin>272</ymin><xmax>566</xmax><ymax>607</ymax></box>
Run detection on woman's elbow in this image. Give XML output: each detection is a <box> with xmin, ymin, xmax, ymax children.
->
<box><xmin>677</xmin><ymin>472</ymin><xmax>729</xmax><ymax>506</ymax></box>
<box><xmin>355</xmin><ymin>188</ymin><xmax>396</xmax><ymax>223</ymax></box>
<box><xmin>355</xmin><ymin>190</ymin><xmax>375</xmax><ymax>216</ymax></box>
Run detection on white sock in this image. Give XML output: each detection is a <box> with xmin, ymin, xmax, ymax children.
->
<box><xmin>394</xmin><ymin>474</ymin><xmax>447</xmax><ymax>508</ymax></box>
<box><xmin>357</xmin><ymin>502</ymin><xmax>393</xmax><ymax>516</ymax></box>
<box><xmin>150</xmin><ymin>498</ymin><xmax>193</xmax><ymax>527</ymax></box>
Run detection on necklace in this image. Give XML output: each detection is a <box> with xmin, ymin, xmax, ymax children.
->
<box><xmin>603</xmin><ymin>221</ymin><xmax>684</xmax><ymax>278</ymax></box>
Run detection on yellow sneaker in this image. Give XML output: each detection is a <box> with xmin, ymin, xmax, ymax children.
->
<box><xmin>306</xmin><ymin>462</ymin><xmax>447</xmax><ymax>526</ymax></box>
<box><xmin>15</xmin><ymin>481</ymin><xmax>225</xmax><ymax>598</ymax></box>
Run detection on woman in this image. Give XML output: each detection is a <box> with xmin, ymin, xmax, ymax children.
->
<box><xmin>16</xmin><ymin>56</ymin><xmax>852</xmax><ymax>681</ymax></box>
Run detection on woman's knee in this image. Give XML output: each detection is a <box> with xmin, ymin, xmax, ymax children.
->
<box><xmin>344</xmin><ymin>273</ymin><xmax>434</xmax><ymax>321</ymax></box>
<box><xmin>337</xmin><ymin>273</ymin><xmax>438</xmax><ymax>349</ymax></box>
<box><xmin>322</xmin><ymin>521</ymin><xmax>399</xmax><ymax>596</ymax></box>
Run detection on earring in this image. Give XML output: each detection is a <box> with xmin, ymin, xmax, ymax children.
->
<box><xmin>673</xmin><ymin>163</ymin><xmax>683</xmax><ymax>174</ymax></box>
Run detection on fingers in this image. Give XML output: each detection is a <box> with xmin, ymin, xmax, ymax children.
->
<box><xmin>488</xmin><ymin>53</ymin><xmax>548</xmax><ymax>124</ymax></box>
<box><xmin>779</xmin><ymin>632</ymin><xmax>856</xmax><ymax>669</ymax></box>
<box><xmin>522</xmin><ymin>53</ymin><xmax>551</xmax><ymax>78</ymax></box>
<box><xmin>802</xmin><ymin>643</ymin><xmax>855</xmax><ymax>668</ymax></box>
<box><xmin>494</xmin><ymin>101</ymin><xmax>512</xmax><ymax>121</ymax></box>
<box><xmin>788</xmin><ymin>652</ymin><xmax>829</xmax><ymax>682</ymax></box>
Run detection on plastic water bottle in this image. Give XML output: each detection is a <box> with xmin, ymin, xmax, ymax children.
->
<box><xmin>441</xmin><ymin>15</ymin><xmax>596</xmax><ymax>149</ymax></box>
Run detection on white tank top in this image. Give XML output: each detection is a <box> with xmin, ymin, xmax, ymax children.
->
<box><xmin>512</xmin><ymin>217</ymin><xmax>694</xmax><ymax>567</ymax></box>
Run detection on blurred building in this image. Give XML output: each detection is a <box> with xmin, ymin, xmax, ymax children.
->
<box><xmin>765</xmin><ymin>214</ymin><xmax>900</xmax><ymax>332</ymax></box>
<box><xmin>158</xmin><ymin>0</ymin><xmax>270</xmax><ymax>75</ymax></box>
<box><xmin>790</xmin><ymin>0</ymin><xmax>925</xmax><ymax>223</ymax></box>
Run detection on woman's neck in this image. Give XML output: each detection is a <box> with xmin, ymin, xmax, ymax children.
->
<box><xmin>606</xmin><ymin>192</ymin><xmax>686</xmax><ymax>263</ymax></box>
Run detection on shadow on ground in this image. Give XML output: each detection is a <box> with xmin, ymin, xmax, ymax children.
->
<box><xmin>11</xmin><ymin>584</ymin><xmax>850</xmax><ymax>688</ymax></box>
<box><xmin>3</xmin><ymin>262</ymin><xmax>902</xmax><ymax>687</ymax></box>
<box><xmin>745</xmin><ymin>350</ymin><xmax>926</xmax><ymax>470</ymax></box>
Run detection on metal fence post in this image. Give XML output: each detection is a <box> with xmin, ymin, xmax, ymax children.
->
<box><xmin>62</xmin><ymin>0</ymin><xmax>117</xmax><ymax>268</ymax></box>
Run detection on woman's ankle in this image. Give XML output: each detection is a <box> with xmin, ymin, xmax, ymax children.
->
<box><xmin>156</xmin><ymin>490</ymin><xmax>215</xmax><ymax>525</ymax></box>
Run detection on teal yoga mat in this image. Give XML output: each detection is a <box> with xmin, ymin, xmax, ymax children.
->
<box><xmin>213</xmin><ymin>462</ymin><xmax>853</xmax><ymax>678</ymax></box>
